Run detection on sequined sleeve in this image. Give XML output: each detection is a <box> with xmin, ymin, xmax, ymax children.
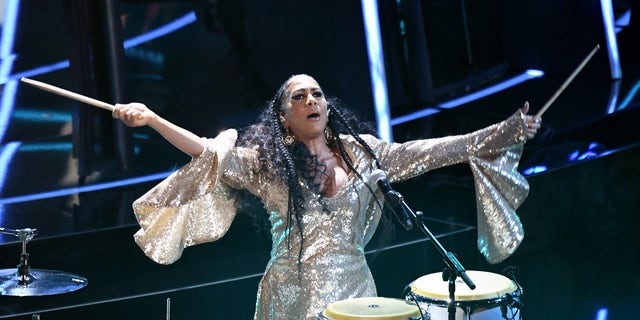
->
<box><xmin>132</xmin><ymin>129</ymin><xmax>239</xmax><ymax>265</ymax></box>
<box><xmin>360</xmin><ymin>109</ymin><xmax>529</xmax><ymax>263</ymax></box>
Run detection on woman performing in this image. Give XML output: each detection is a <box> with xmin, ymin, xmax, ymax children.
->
<box><xmin>112</xmin><ymin>74</ymin><xmax>541</xmax><ymax>319</ymax></box>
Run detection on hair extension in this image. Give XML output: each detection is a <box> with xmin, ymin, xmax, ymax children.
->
<box><xmin>327</xmin><ymin>104</ymin><xmax>395</xmax><ymax>260</ymax></box>
<box><xmin>327</xmin><ymin>104</ymin><xmax>382</xmax><ymax>170</ymax></box>
<box><xmin>267</xmin><ymin>86</ymin><xmax>306</xmax><ymax>263</ymax></box>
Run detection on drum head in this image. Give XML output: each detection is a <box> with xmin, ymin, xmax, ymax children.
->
<box><xmin>324</xmin><ymin>297</ymin><xmax>421</xmax><ymax>320</ymax></box>
<box><xmin>410</xmin><ymin>270</ymin><xmax>516</xmax><ymax>301</ymax></box>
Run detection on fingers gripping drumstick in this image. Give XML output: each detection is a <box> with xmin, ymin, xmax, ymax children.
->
<box><xmin>20</xmin><ymin>77</ymin><xmax>115</xmax><ymax>112</ymax></box>
<box><xmin>536</xmin><ymin>44</ymin><xmax>600</xmax><ymax>118</ymax></box>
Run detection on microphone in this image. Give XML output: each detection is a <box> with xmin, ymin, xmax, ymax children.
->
<box><xmin>370</xmin><ymin>169</ymin><xmax>413</xmax><ymax>230</ymax></box>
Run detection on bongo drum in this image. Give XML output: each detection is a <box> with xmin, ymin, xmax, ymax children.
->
<box><xmin>407</xmin><ymin>270</ymin><xmax>522</xmax><ymax>320</ymax></box>
<box><xmin>318</xmin><ymin>297</ymin><xmax>423</xmax><ymax>320</ymax></box>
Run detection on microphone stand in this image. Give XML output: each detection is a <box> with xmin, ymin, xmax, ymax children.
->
<box><xmin>391</xmin><ymin>194</ymin><xmax>476</xmax><ymax>320</ymax></box>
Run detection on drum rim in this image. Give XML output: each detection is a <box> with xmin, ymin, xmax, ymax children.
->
<box><xmin>323</xmin><ymin>297</ymin><xmax>421</xmax><ymax>320</ymax></box>
<box><xmin>409</xmin><ymin>270</ymin><xmax>518</xmax><ymax>301</ymax></box>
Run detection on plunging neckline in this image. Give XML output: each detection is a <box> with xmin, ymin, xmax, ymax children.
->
<box><xmin>321</xmin><ymin>144</ymin><xmax>359</xmax><ymax>199</ymax></box>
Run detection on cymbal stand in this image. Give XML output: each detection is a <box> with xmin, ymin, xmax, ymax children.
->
<box><xmin>1</xmin><ymin>227</ymin><xmax>87</xmax><ymax>297</ymax></box>
<box><xmin>0</xmin><ymin>227</ymin><xmax>38</xmax><ymax>285</ymax></box>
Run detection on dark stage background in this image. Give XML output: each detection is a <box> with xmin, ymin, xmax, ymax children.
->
<box><xmin>0</xmin><ymin>0</ymin><xmax>639</xmax><ymax>319</ymax></box>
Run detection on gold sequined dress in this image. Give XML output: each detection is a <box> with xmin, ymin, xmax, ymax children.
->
<box><xmin>132</xmin><ymin>110</ymin><xmax>530</xmax><ymax>320</ymax></box>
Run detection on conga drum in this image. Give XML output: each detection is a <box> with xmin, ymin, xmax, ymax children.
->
<box><xmin>318</xmin><ymin>297</ymin><xmax>423</xmax><ymax>320</ymax></box>
<box><xmin>407</xmin><ymin>270</ymin><xmax>522</xmax><ymax>320</ymax></box>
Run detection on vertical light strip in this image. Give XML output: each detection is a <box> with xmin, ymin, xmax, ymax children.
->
<box><xmin>600</xmin><ymin>0</ymin><xmax>622</xmax><ymax>79</ymax></box>
<box><xmin>0</xmin><ymin>53</ymin><xmax>16</xmax><ymax>84</ymax></box>
<box><xmin>361</xmin><ymin>0</ymin><xmax>392</xmax><ymax>142</ymax></box>
<box><xmin>0</xmin><ymin>0</ymin><xmax>19</xmax><ymax>83</ymax></box>
<box><xmin>0</xmin><ymin>141</ymin><xmax>21</xmax><ymax>193</ymax></box>
<box><xmin>0</xmin><ymin>0</ymin><xmax>21</xmax><ymax>219</ymax></box>
<box><xmin>0</xmin><ymin>0</ymin><xmax>20</xmax><ymax>141</ymax></box>
<box><xmin>0</xmin><ymin>0</ymin><xmax>19</xmax><ymax>59</ymax></box>
<box><xmin>606</xmin><ymin>79</ymin><xmax>621</xmax><ymax>114</ymax></box>
<box><xmin>0</xmin><ymin>80</ymin><xmax>18</xmax><ymax>140</ymax></box>
<box><xmin>0</xmin><ymin>141</ymin><xmax>21</xmax><ymax>220</ymax></box>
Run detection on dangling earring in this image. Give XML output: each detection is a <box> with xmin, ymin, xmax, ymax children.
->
<box><xmin>282</xmin><ymin>127</ymin><xmax>295</xmax><ymax>146</ymax></box>
<box><xmin>325</xmin><ymin>107</ymin><xmax>334</xmax><ymax>144</ymax></box>
<box><xmin>324</xmin><ymin>127</ymin><xmax>334</xmax><ymax>144</ymax></box>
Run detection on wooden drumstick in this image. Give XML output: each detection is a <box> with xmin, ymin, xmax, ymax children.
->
<box><xmin>536</xmin><ymin>44</ymin><xmax>600</xmax><ymax>118</ymax></box>
<box><xmin>20</xmin><ymin>77</ymin><xmax>115</xmax><ymax>112</ymax></box>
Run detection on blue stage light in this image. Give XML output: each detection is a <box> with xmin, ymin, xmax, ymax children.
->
<box><xmin>0</xmin><ymin>171</ymin><xmax>173</xmax><ymax>205</ymax></box>
<box><xmin>595</xmin><ymin>308</ymin><xmax>608</xmax><ymax>320</ymax></box>
<box><xmin>391</xmin><ymin>69</ymin><xmax>545</xmax><ymax>126</ymax></box>
<box><xmin>361</xmin><ymin>0</ymin><xmax>392</xmax><ymax>142</ymax></box>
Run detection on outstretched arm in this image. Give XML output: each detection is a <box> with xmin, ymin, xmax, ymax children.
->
<box><xmin>112</xmin><ymin>102</ymin><xmax>205</xmax><ymax>158</ymax></box>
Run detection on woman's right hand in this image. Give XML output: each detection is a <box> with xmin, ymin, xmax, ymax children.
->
<box><xmin>112</xmin><ymin>102</ymin><xmax>157</xmax><ymax>127</ymax></box>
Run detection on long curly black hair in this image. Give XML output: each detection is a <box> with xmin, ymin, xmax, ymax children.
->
<box><xmin>236</xmin><ymin>74</ymin><xmax>391</xmax><ymax>265</ymax></box>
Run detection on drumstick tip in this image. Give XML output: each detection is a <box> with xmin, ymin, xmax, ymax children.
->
<box><xmin>19</xmin><ymin>77</ymin><xmax>34</xmax><ymax>84</ymax></box>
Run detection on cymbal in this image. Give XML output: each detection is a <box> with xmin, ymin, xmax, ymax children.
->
<box><xmin>0</xmin><ymin>268</ymin><xmax>87</xmax><ymax>297</ymax></box>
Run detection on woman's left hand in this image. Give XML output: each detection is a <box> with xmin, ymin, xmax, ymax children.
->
<box><xmin>521</xmin><ymin>101</ymin><xmax>541</xmax><ymax>140</ymax></box>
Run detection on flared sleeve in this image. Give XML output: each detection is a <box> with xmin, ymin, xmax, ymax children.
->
<box><xmin>359</xmin><ymin>109</ymin><xmax>529</xmax><ymax>264</ymax></box>
<box><xmin>467</xmin><ymin>111</ymin><xmax>529</xmax><ymax>264</ymax></box>
<box><xmin>132</xmin><ymin>129</ymin><xmax>239</xmax><ymax>265</ymax></box>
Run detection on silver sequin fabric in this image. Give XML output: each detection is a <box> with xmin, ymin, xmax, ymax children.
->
<box><xmin>132</xmin><ymin>110</ymin><xmax>530</xmax><ymax>319</ymax></box>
